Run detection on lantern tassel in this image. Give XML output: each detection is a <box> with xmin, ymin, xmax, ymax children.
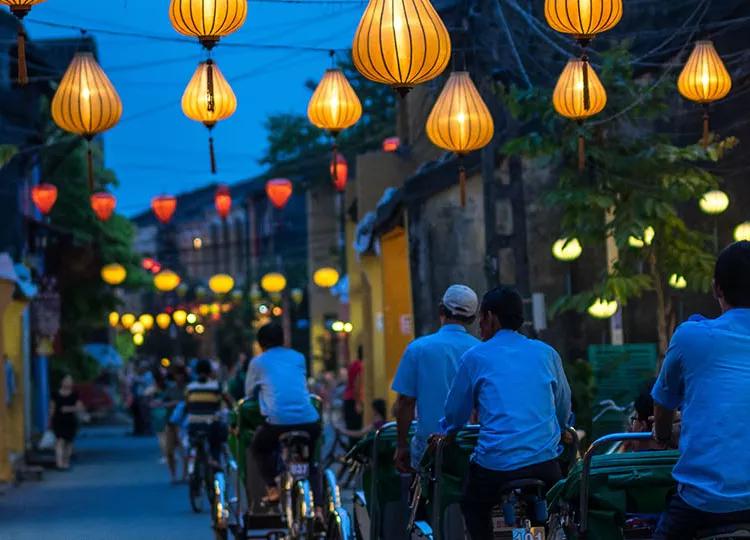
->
<box><xmin>702</xmin><ymin>105</ymin><xmax>710</xmax><ymax>148</ymax></box>
<box><xmin>581</xmin><ymin>55</ymin><xmax>591</xmax><ymax>111</ymax></box>
<box><xmin>578</xmin><ymin>133</ymin><xmax>586</xmax><ymax>173</ymax></box>
<box><xmin>87</xmin><ymin>144</ymin><xmax>94</xmax><ymax>192</ymax></box>
<box><xmin>458</xmin><ymin>160</ymin><xmax>467</xmax><ymax>208</ymax></box>
<box><xmin>206</xmin><ymin>59</ymin><xmax>215</xmax><ymax>113</ymax></box>
<box><xmin>208</xmin><ymin>135</ymin><xmax>217</xmax><ymax>174</ymax></box>
<box><xmin>331</xmin><ymin>142</ymin><xmax>338</xmax><ymax>188</ymax></box>
<box><xmin>17</xmin><ymin>25</ymin><xmax>27</xmax><ymax>86</ymax></box>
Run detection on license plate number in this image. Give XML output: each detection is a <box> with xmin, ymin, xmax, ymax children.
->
<box><xmin>512</xmin><ymin>527</ymin><xmax>545</xmax><ymax>540</ymax></box>
<box><xmin>289</xmin><ymin>463</ymin><xmax>309</xmax><ymax>477</ymax></box>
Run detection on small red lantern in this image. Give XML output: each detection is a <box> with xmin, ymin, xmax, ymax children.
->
<box><xmin>142</xmin><ymin>257</ymin><xmax>156</xmax><ymax>271</ymax></box>
<box><xmin>330</xmin><ymin>153</ymin><xmax>348</xmax><ymax>192</ymax></box>
<box><xmin>215</xmin><ymin>185</ymin><xmax>232</xmax><ymax>219</ymax></box>
<box><xmin>382</xmin><ymin>136</ymin><xmax>400</xmax><ymax>152</ymax></box>
<box><xmin>151</xmin><ymin>195</ymin><xmax>177</xmax><ymax>224</ymax></box>
<box><xmin>31</xmin><ymin>183</ymin><xmax>58</xmax><ymax>215</ymax></box>
<box><xmin>90</xmin><ymin>192</ymin><xmax>116</xmax><ymax>221</ymax></box>
<box><xmin>265</xmin><ymin>178</ymin><xmax>293</xmax><ymax>209</ymax></box>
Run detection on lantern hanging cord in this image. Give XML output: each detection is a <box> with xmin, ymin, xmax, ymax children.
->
<box><xmin>209</xmin><ymin>133</ymin><xmax>217</xmax><ymax>175</ymax></box>
<box><xmin>702</xmin><ymin>103</ymin><xmax>710</xmax><ymax>148</ymax></box>
<box><xmin>16</xmin><ymin>24</ymin><xmax>27</xmax><ymax>86</ymax></box>
<box><xmin>87</xmin><ymin>140</ymin><xmax>95</xmax><ymax>192</ymax></box>
<box><xmin>581</xmin><ymin>53</ymin><xmax>591</xmax><ymax>112</ymax></box>
<box><xmin>458</xmin><ymin>155</ymin><xmax>467</xmax><ymax>208</ymax></box>
<box><xmin>577</xmin><ymin>122</ymin><xmax>585</xmax><ymax>173</ymax></box>
<box><xmin>206</xmin><ymin>58</ymin><xmax>215</xmax><ymax>113</ymax></box>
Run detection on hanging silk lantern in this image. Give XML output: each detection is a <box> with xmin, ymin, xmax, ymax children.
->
<box><xmin>120</xmin><ymin>313</ymin><xmax>136</xmax><ymax>329</ymax></box>
<box><xmin>307</xmin><ymin>66</ymin><xmax>362</xmax><ymax>137</ymax></box>
<box><xmin>628</xmin><ymin>226</ymin><xmax>655</xmax><ymax>249</ymax></box>
<box><xmin>181</xmin><ymin>60</ymin><xmax>237</xmax><ymax>174</ymax></box>
<box><xmin>677</xmin><ymin>41</ymin><xmax>732</xmax><ymax>147</ymax></box>
<box><xmin>330</xmin><ymin>153</ymin><xmax>348</xmax><ymax>192</ymax></box>
<box><xmin>588</xmin><ymin>298</ymin><xmax>618</xmax><ymax>319</ymax></box>
<box><xmin>735</xmin><ymin>223</ymin><xmax>750</xmax><ymax>242</ymax></box>
<box><xmin>699</xmin><ymin>190</ymin><xmax>729</xmax><ymax>215</ymax></box>
<box><xmin>0</xmin><ymin>0</ymin><xmax>47</xmax><ymax>85</ymax></box>
<box><xmin>266</xmin><ymin>179</ymin><xmax>293</xmax><ymax>209</ymax></box>
<box><xmin>552</xmin><ymin>58</ymin><xmax>607</xmax><ymax>171</ymax></box>
<box><xmin>154</xmin><ymin>270</ymin><xmax>181</xmax><ymax>292</ymax></box>
<box><xmin>152</xmin><ymin>195</ymin><xmax>177</xmax><ymax>224</ymax></box>
<box><xmin>382</xmin><ymin>136</ymin><xmax>400</xmax><ymax>152</ymax></box>
<box><xmin>101</xmin><ymin>263</ymin><xmax>127</xmax><ymax>286</ymax></box>
<box><xmin>426</xmin><ymin>71</ymin><xmax>494</xmax><ymax>207</ymax></box>
<box><xmin>352</xmin><ymin>0</ymin><xmax>451</xmax><ymax>95</ymax></box>
<box><xmin>108</xmin><ymin>311</ymin><xmax>119</xmax><ymax>328</ymax></box>
<box><xmin>90</xmin><ymin>192</ymin><xmax>116</xmax><ymax>222</ymax></box>
<box><xmin>313</xmin><ymin>267</ymin><xmax>340</xmax><ymax>288</ymax></box>
<box><xmin>214</xmin><ymin>184</ymin><xmax>232</xmax><ymax>219</ymax></box>
<box><xmin>50</xmin><ymin>52</ymin><xmax>122</xmax><ymax>192</ymax></box>
<box><xmin>172</xmin><ymin>309</ymin><xmax>187</xmax><ymax>327</ymax></box>
<box><xmin>168</xmin><ymin>0</ymin><xmax>247</xmax><ymax>50</ymax></box>
<box><xmin>544</xmin><ymin>0</ymin><xmax>623</xmax><ymax>44</ymax></box>
<box><xmin>31</xmin><ymin>183</ymin><xmax>57</xmax><ymax>215</ymax></box>
<box><xmin>261</xmin><ymin>272</ymin><xmax>286</xmax><ymax>293</ymax></box>
<box><xmin>552</xmin><ymin>238</ymin><xmax>582</xmax><ymax>262</ymax></box>
<box><xmin>156</xmin><ymin>313</ymin><xmax>171</xmax><ymax>330</ymax></box>
<box><xmin>208</xmin><ymin>273</ymin><xmax>234</xmax><ymax>295</ymax></box>
<box><xmin>139</xmin><ymin>314</ymin><xmax>155</xmax><ymax>331</ymax></box>
<box><xmin>668</xmin><ymin>274</ymin><xmax>687</xmax><ymax>290</ymax></box>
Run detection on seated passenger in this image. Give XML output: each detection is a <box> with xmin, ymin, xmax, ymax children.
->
<box><xmin>185</xmin><ymin>359</ymin><xmax>233</xmax><ymax>465</ymax></box>
<box><xmin>439</xmin><ymin>286</ymin><xmax>572</xmax><ymax>540</ymax></box>
<box><xmin>245</xmin><ymin>323</ymin><xmax>320</xmax><ymax>506</ymax></box>
<box><xmin>652</xmin><ymin>242</ymin><xmax>750</xmax><ymax>539</ymax></box>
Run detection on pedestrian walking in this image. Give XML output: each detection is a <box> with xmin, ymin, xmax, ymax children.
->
<box><xmin>342</xmin><ymin>347</ymin><xmax>364</xmax><ymax>433</ymax></box>
<box><xmin>392</xmin><ymin>284</ymin><xmax>481</xmax><ymax>472</ymax></box>
<box><xmin>49</xmin><ymin>374</ymin><xmax>87</xmax><ymax>470</ymax></box>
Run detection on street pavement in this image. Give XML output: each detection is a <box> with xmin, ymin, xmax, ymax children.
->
<box><xmin>0</xmin><ymin>424</ymin><xmax>212</xmax><ymax>540</ymax></box>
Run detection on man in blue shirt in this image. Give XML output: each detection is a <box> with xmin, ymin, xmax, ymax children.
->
<box><xmin>440</xmin><ymin>286</ymin><xmax>571</xmax><ymax>539</ymax></box>
<box><xmin>652</xmin><ymin>241</ymin><xmax>750</xmax><ymax>539</ymax></box>
<box><xmin>392</xmin><ymin>284</ymin><xmax>480</xmax><ymax>472</ymax></box>
<box><xmin>246</xmin><ymin>323</ymin><xmax>320</xmax><ymax>505</ymax></box>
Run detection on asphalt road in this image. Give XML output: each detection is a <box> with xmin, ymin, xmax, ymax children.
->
<box><xmin>0</xmin><ymin>425</ymin><xmax>213</xmax><ymax>540</ymax></box>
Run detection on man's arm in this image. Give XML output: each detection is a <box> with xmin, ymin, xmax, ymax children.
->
<box><xmin>393</xmin><ymin>394</ymin><xmax>416</xmax><ymax>472</ymax></box>
<box><xmin>244</xmin><ymin>361</ymin><xmax>258</xmax><ymax>399</ymax></box>
<box><xmin>440</xmin><ymin>355</ymin><xmax>474</xmax><ymax>435</ymax></box>
<box><xmin>651</xmin><ymin>327</ymin><xmax>686</xmax><ymax>445</ymax></box>
<box><xmin>551</xmin><ymin>351</ymin><xmax>572</xmax><ymax>429</ymax></box>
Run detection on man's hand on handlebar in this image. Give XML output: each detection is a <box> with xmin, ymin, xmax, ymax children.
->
<box><xmin>394</xmin><ymin>445</ymin><xmax>414</xmax><ymax>474</ymax></box>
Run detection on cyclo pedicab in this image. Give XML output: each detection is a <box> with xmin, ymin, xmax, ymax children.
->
<box><xmin>342</xmin><ymin>425</ymin><xmax>750</xmax><ymax>540</ymax></box>
<box><xmin>226</xmin><ymin>396</ymin><xmax>346</xmax><ymax>539</ymax></box>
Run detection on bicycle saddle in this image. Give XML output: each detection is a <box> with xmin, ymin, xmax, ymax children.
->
<box><xmin>279</xmin><ymin>431</ymin><xmax>312</xmax><ymax>447</ymax></box>
<box><xmin>498</xmin><ymin>479</ymin><xmax>547</xmax><ymax>493</ymax></box>
<box><xmin>695</xmin><ymin>524</ymin><xmax>750</xmax><ymax>539</ymax></box>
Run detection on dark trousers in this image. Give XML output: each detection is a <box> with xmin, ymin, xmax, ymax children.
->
<box><xmin>343</xmin><ymin>399</ymin><xmax>362</xmax><ymax>431</ymax></box>
<box><xmin>251</xmin><ymin>421</ymin><xmax>322</xmax><ymax>503</ymax></box>
<box><xmin>654</xmin><ymin>493</ymin><xmax>750</xmax><ymax>540</ymax></box>
<box><xmin>461</xmin><ymin>459</ymin><xmax>562</xmax><ymax>540</ymax></box>
<box><xmin>188</xmin><ymin>421</ymin><xmax>228</xmax><ymax>463</ymax></box>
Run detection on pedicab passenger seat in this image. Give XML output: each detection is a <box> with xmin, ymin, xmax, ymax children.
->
<box><xmin>499</xmin><ymin>479</ymin><xmax>547</xmax><ymax>492</ymax></box>
<box><xmin>695</xmin><ymin>524</ymin><xmax>750</xmax><ymax>539</ymax></box>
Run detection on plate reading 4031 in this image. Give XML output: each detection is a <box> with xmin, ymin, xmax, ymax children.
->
<box><xmin>289</xmin><ymin>463</ymin><xmax>309</xmax><ymax>477</ymax></box>
<box><xmin>512</xmin><ymin>527</ymin><xmax>545</xmax><ymax>540</ymax></box>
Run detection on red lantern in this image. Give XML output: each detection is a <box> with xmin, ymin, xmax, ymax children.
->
<box><xmin>90</xmin><ymin>192</ymin><xmax>116</xmax><ymax>221</ymax></box>
<box><xmin>330</xmin><ymin>153</ymin><xmax>348</xmax><ymax>192</ymax></box>
<box><xmin>215</xmin><ymin>185</ymin><xmax>232</xmax><ymax>219</ymax></box>
<box><xmin>382</xmin><ymin>136</ymin><xmax>400</xmax><ymax>152</ymax></box>
<box><xmin>142</xmin><ymin>257</ymin><xmax>156</xmax><ymax>271</ymax></box>
<box><xmin>151</xmin><ymin>195</ymin><xmax>177</xmax><ymax>224</ymax></box>
<box><xmin>31</xmin><ymin>183</ymin><xmax>58</xmax><ymax>215</ymax></box>
<box><xmin>265</xmin><ymin>178</ymin><xmax>293</xmax><ymax>209</ymax></box>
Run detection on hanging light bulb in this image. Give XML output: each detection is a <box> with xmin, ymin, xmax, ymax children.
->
<box><xmin>677</xmin><ymin>40</ymin><xmax>732</xmax><ymax>147</ymax></box>
<box><xmin>266</xmin><ymin>179</ymin><xmax>293</xmax><ymax>210</ymax></box>
<box><xmin>181</xmin><ymin>60</ymin><xmax>237</xmax><ymax>174</ymax></box>
<box><xmin>168</xmin><ymin>0</ymin><xmax>247</xmax><ymax>49</ymax></box>
<box><xmin>352</xmin><ymin>0</ymin><xmax>451</xmax><ymax>95</ymax></box>
<box><xmin>426</xmin><ymin>71</ymin><xmax>494</xmax><ymax>206</ymax></box>
<box><xmin>214</xmin><ymin>184</ymin><xmax>232</xmax><ymax>219</ymax></box>
<box><xmin>552</xmin><ymin>238</ymin><xmax>582</xmax><ymax>262</ymax></box>
<box><xmin>90</xmin><ymin>192</ymin><xmax>116</xmax><ymax>222</ymax></box>
<box><xmin>552</xmin><ymin>58</ymin><xmax>607</xmax><ymax>171</ymax></box>
<box><xmin>0</xmin><ymin>0</ymin><xmax>47</xmax><ymax>85</ymax></box>
<box><xmin>31</xmin><ymin>183</ymin><xmax>57</xmax><ymax>216</ymax></box>
<box><xmin>50</xmin><ymin>52</ymin><xmax>122</xmax><ymax>192</ymax></box>
<box><xmin>152</xmin><ymin>195</ymin><xmax>177</xmax><ymax>224</ymax></box>
<box><xmin>699</xmin><ymin>190</ymin><xmax>729</xmax><ymax>215</ymax></box>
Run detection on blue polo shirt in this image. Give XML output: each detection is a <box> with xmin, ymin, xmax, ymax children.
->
<box><xmin>246</xmin><ymin>347</ymin><xmax>319</xmax><ymax>425</ymax></box>
<box><xmin>391</xmin><ymin>324</ymin><xmax>480</xmax><ymax>466</ymax></box>
<box><xmin>652</xmin><ymin>308</ymin><xmax>750</xmax><ymax>513</ymax></box>
<box><xmin>440</xmin><ymin>330</ymin><xmax>571</xmax><ymax>471</ymax></box>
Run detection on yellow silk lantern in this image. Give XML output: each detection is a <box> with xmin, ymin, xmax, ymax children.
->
<box><xmin>181</xmin><ymin>60</ymin><xmax>237</xmax><ymax>174</ymax></box>
<box><xmin>307</xmin><ymin>67</ymin><xmax>362</xmax><ymax>137</ymax></box>
<box><xmin>734</xmin><ymin>222</ymin><xmax>750</xmax><ymax>242</ymax></box>
<box><xmin>120</xmin><ymin>313</ymin><xmax>136</xmax><ymax>330</ymax></box>
<box><xmin>108</xmin><ymin>311</ymin><xmax>119</xmax><ymax>328</ymax></box>
<box><xmin>130</xmin><ymin>321</ymin><xmax>145</xmax><ymax>335</ymax></box>
<box><xmin>588</xmin><ymin>298</ymin><xmax>618</xmax><ymax>319</ymax></box>
<box><xmin>552</xmin><ymin>58</ymin><xmax>607</xmax><ymax>171</ymax></box>
<box><xmin>352</xmin><ymin>0</ymin><xmax>450</xmax><ymax>94</ymax></box>
<box><xmin>699</xmin><ymin>190</ymin><xmax>729</xmax><ymax>215</ymax></box>
<box><xmin>544</xmin><ymin>0</ymin><xmax>622</xmax><ymax>43</ymax></box>
<box><xmin>51</xmin><ymin>52</ymin><xmax>122</xmax><ymax>191</ymax></box>
<box><xmin>133</xmin><ymin>333</ymin><xmax>144</xmax><ymax>346</ymax></box>
<box><xmin>101</xmin><ymin>263</ymin><xmax>127</xmax><ymax>286</ymax></box>
<box><xmin>208</xmin><ymin>273</ymin><xmax>235</xmax><ymax>295</ymax></box>
<box><xmin>426</xmin><ymin>71</ymin><xmax>494</xmax><ymax>207</ymax></box>
<box><xmin>156</xmin><ymin>313</ymin><xmax>171</xmax><ymax>330</ymax></box>
<box><xmin>139</xmin><ymin>314</ymin><xmax>154</xmax><ymax>331</ymax></box>
<box><xmin>0</xmin><ymin>0</ymin><xmax>47</xmax><ymax>84</ymax></box>
<box><xmin>552</xmin><ymin>238</ymin><xmax>582</xmax><ymax>262</ymax></box>
<box><xmin>677</xmin><ymin>40</ymin><xmax>732</xmax><ymax>147</ymax></box>
<box><xmin>172</xmin><ymin>310</ymin><xmax>187</xmax><ymax>327</ymax></box>
<box><xmin>313</xmin><ymin>267</ymin><xmax>340</xmax><ymax>288</ymax></box>
<box><xmin>261</xmin><ymin>272</ymin><xmax>286</xmax><ymax>294</ymax></box>
<box><xmin>154</xmin><ymin>270</ymin><xmax>181</xmax><ymax>292</ymax></box>
<box><xmin>168</xmin><ymin>0</ymin><xmax>247</xmax><ymax>49</ymax></box>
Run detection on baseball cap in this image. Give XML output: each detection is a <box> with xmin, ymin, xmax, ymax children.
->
<box><xmin>441</xmin><ymin>284</ymin><xmax>479</xmax><ymax>318</ymax></box>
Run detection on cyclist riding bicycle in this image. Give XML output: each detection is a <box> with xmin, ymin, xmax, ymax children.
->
<box><xmin>437</xmin><ymin>286</ymin><xmax>572</xmax><ymax>540</ymax></box>
<box><xmin>185</xmin><ymin>359</ymin><xmax>234</xmax><ymax>466</ymax></box>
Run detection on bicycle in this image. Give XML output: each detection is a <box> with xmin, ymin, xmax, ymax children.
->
<box><xmin>187</xmin><ymin>426</ymin><xmax>214</xmax><ymax>514</ymax></box>
<box><xmin>276</xmin><ymin>430</ymin><xmax>318</xmax><ymax>540</ymax></box>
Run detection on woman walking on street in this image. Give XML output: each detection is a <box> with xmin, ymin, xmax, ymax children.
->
<box><xmin>49</xmin><ymin>374</ymin><xmax>87</xmax><ymax>470</ymax></box>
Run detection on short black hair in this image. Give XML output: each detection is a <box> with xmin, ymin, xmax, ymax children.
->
<box><xmin>634</xmin><ymin>379</ymin><xmax>656</xmax><ymax>422</ymax></box>
<box><xmin>196</xmin><ymin>359</ymin><xmax>212</xmax><ymax>377</ymax></box>
<box><xmin>439</xmin><ymin>304</ymin><xmax>476</xmax><ymax>324</ymax></box>
<box><xmin>257</xmin><ymin>323</ymin><xmax>285</xmax><ymax>350</ymax></box>
<box><xmin>480</xmin><ymin>286</ymin><xmax>524</xmax><ymax>331</ymax></box>
<box><xmin>715</xmin><ymin>241</ymin><xmax>750</xmax><ymax>308</ymax></box>
<box><xmin>372</xmin><ymin>399</ymin><xmax>387</xmax><ymax>419</ymax></box>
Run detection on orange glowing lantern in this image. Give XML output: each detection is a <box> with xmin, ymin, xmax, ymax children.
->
<box><xmin>31</xmin><ymin>183</ymin><xmax>57</xmax><ymax>215</ymax></box>
<box><xmin>266</xmin><ymin>179</ymin><xmax>293</xmax><ymax>209</ymax></box>
<box><xmin>151</xmin><ymin>195</ymin><xmax>177</xmax><ymax>224</ymax></box>
<box><xmin>330</xmin><ymin>153</ymin><xmax>348</xmax><ymax>192</ymax></box>
<box><xmin>215</xmin><ymin>185</ymin><xmax>232</xmax><ymax>219</ymax></box>
<box><xmin>382</xmin><ymin>136</ymin><xmax>400</xmax><ymax>152</ymax></box>
<box><xmin>90</xmin><ymin>192</ymin><xmax>116</xmax><ymax>221</ymax></box>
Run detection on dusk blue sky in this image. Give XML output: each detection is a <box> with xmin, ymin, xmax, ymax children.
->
<box><xmin>26</xmin><ymin>0</ymin><xmax>363</xmax><ymax>216</ymax></box>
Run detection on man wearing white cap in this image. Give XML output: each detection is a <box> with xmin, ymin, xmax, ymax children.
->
<box><xmin>392</xmin><ymin>284</ymin><xmax>480</xmax><ymax>472</ymax></box>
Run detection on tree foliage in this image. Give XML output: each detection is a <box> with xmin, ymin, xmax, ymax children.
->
<box><xmin>502</xmin><ymin>45</ymin><xmax>738</xmax><ymax>353</ymax></box>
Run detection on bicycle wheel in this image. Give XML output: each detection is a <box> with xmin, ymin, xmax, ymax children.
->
<box><xmin>291</xmin><ymin>479</ymin><xmax>315</xmax><ymax>540</ymax></box>
<box><xmin>189</xmin><ymin>461</ymin><xmax>205</xmax><ymax>513</ymax></box>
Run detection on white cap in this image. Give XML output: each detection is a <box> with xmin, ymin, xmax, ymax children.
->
<box><xmin>441</xmin><ymin>284</ymin><xmax>479</xmax><ymax>318</ymax></box>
